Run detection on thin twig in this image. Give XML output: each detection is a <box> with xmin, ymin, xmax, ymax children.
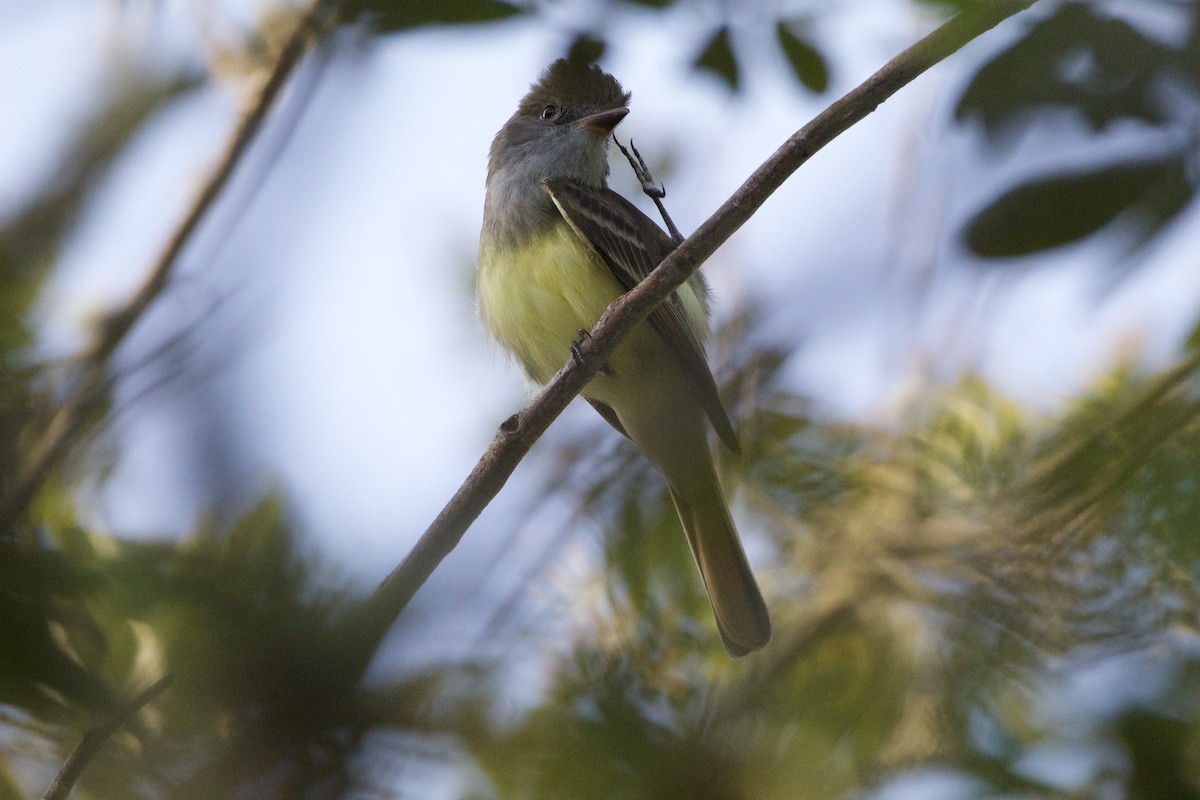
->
<box><xmin>0</xmin><ymin>0</ymin><xmax>339</xmax><ymax>525</ymax></box>
<box><xmin>41</xmin><ymin>673</ymin><xmax>174</xmax><ymax>800</ymax></box>
<box><xmin>351</xmin><ymin>0</ymin><xmax>1041</xmax><ymax>668</ymax></box>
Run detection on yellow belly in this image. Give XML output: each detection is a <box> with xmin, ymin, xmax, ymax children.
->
<box><xmin>478</xmin><ymin>224</ymin><xmax>629</xmax><ymax>385</ymax></box>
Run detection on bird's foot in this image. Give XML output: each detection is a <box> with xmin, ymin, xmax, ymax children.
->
<box><xmin>570</xmin><ymin>328</ymin><xmax>590</xmax><ymax>367</ymax></box>
<box><xmin>615</xmin><ymin>138</ymin><xmax>665</xmax><ymax>199</ymax></box>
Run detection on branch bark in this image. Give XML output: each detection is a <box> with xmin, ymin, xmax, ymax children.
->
<box><xmin>355</xmin><ymin>0</ymin><xmax>1041</xmax><ymax>662</ymax></box>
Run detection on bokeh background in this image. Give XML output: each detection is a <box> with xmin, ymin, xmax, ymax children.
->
<box><xmin>3</xmin><ymin>0</ymin><xmax>1200</xmax><ymax>798</ymax></box>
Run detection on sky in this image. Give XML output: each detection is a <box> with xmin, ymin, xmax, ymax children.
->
<box><xmin>6</xmin><ymin>0</ymin><xmax>1200</xmax><ymax>673</ymax></box>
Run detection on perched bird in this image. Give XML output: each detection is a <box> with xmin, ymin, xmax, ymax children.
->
<box><xmin>477</xmin><ymin>56</ymin><xmax>770</xmax><ymax>655</ymax></box>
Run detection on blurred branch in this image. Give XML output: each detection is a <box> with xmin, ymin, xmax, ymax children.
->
<box><xmin>0</xmin><ymin>0</ymin><xmax>341</xmax><ymax>526</ymax></box>
<box><xmin>40</xmin><ymin>673</ymin><xmax>173</xmax><ymax>800</ymax></box>
<box><xmin>355</xmin><ymin>0</ymin><xmax>1042</xmax><ymax>666</ymax></box>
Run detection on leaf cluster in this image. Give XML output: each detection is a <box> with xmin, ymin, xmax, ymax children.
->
<box><xmin>959</xmin><ymin>1</ymin><xmax>1200</xmax><ymax>262</ymax></box>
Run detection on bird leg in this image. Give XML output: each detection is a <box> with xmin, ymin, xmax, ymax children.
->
<box><xmin>570</xmin><ymin>328</ymin><xmax>594</xmax><ymax>369</ymax></box>
<box><xmin>615</xmin><ymin>138</ymin><xmax>684</xmax><ymax>244</ymax></box>
<box><xmin>571</xmin><ymin>328</ymin><xmax>614</xmax><ymax>376</ymax></box>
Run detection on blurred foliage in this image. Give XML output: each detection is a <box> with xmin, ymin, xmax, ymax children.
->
<box><xmin>957</xmin><ymin>0</ymin><xmax>1200</xmax><ymax>261</ymax></box>
<box><xmin>0</xmin><ymin>68</ymin><xmax>204</xmax><ymax>771</ymax></box>
<box><xmin>4</xmin><ymin>1</ymin><xmax>1200</xmax><ymax>799</ymax></box>
<box><xmin>694</xmin><ymin>26</ymin><xmax>739</xmax><ymax>91</ymax></box>
<box><xmin>964</xmin><ymin>154</ymin><xmax>1193</xmax><ymax>257</ymax></box>
<box><xmin>342</xmin><ymin>0</ymin><xmax>837</xmax><ymax>95</ymax></box>
<box><xmin>457</xmin><ymin>340</ymin><xmax>1200</xmax><ymax>799</ymax></box>
<box><xmin>691</xmin><ymin>20</ymin><xmax>830</xmax><ymax>96</ymax></box>
<box><xmin>1</xmin><ymin>493</ymin><xmax>479</xmax><ymax>799</ymax></box>
<box><xmin>341</xmin><ymin>0</ymin><xmax>523</xmax><ymax>33</ymax></box>
<box><xmin>777</xmin><ymin>22</ymin><xmax>829</xmax><ymax>94</ymax></box>
<box><xmin>0</xmin><ymin>72</ymin><xmax>198</xmax><ymax>531</ymax></box>
<box><xmin>0</xmin><ymin>73</ymin><xmax>199</xmax><ymax>356</ymax></box>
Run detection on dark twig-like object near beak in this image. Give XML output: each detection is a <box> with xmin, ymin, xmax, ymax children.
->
<box><xmin>616</xmin><ymin>137</ymin><xmax>684</xmax><ymax>244</ymax></box>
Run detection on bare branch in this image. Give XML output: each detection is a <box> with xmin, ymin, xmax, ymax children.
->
<box><xmin>0</xmin><ymin>0</ymin><xmax>339</xmax><ymax>525</ymax></box>
<box><xmin>41</xmin><ymin>673</ymin><xmax>174</xmax><ymax>800</ymax></box>
<box><xmin>354</xmin><ymin>0</ymin><xmax>1042</xmax><ymax>662</ymax></box>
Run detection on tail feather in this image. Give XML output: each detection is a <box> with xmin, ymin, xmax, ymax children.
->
<box><xmin>669</xmin><ymin>486</ymin><xmax>771</xmax><ymax>656</ymax></box>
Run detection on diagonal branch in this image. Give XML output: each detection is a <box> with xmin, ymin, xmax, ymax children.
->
<box><xmin>352</xmin><ymin>0</ymin><xmax>1041</xmax><ymax>666</ymax></box>
<box><xmin>0</xmin><ymin>0</ymin><xmax>340</xmax><ymax>526</ymax></box>
<box><xmin>41</xmin><ymin>673</ymin><xmax>174</xmax><ymax>800</ymax></box>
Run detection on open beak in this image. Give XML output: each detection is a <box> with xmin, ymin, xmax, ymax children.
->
<box><xmin>576</xmin><ymin>107</ymin><xmax>629</xmax><ymax>136</ymax></box>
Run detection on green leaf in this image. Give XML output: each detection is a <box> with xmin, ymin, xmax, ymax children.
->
<box><xmin>565</xmin><ymin>34</ymin><xmax>605</xmax><ymax>67</ymax></box>
<box><xmin>0</xmin><ymin>539</ymin><xmax>112</xmax><ymax>717</ymax></box>
<box><xmin>344</xmin><ymin>0</ymin><xmax>523</xmax><ymax>32</ymax></box>
<box><xmin>911</xmin><ymin>0</ymin><xmax>985</xmax><ymax>14</ymax></box>
<box><xmin>964</xmin><ymin>157</ymin><xmax>1189</xmax><ymax>257</ymax></box>
<box><xmin>777</xmin><ymin>23</ymin><xmax>828</xmax><ymax>93</ymax></box>
<box><xmin>955</xmin><ymin>2</ymin><xmax>1169</xmax><ymax>138</ymax></box>
<box><xmin>694</xmin><ymin>26</ymin><xmax>738</xmax><ymax>91</ymax></box>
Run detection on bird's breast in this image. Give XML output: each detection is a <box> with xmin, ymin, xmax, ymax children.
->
<box><xmin>478</xmin><ymin>221</ymin><xmax>625</xmax><ymax>385</ymax></box>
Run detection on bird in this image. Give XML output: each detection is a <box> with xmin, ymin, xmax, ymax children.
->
<box><xmin>477</xmin><ymin>56</ymin><xmax>770</xmax><ymax>656</ymax></box>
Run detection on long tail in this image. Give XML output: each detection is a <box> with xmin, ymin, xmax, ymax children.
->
<box><xmin>669</xmin><ymin>481</ymin><xmax>771</xmax><ymax>656</ymax></box>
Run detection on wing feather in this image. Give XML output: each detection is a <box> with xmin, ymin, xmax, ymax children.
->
<box><xmin>543</xmin><ymin>177</ymin><xmax>739</xmax><ymax>452</ymax></box>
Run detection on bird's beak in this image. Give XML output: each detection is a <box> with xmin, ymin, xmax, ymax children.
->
<box><xmin>576</xmin><ymin>107</ymin><xmax>629</xmax><ymax>136</ymax></box>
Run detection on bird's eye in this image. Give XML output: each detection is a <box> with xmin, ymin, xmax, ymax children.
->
<box><xmin>540</xmin><ymin>104</ymin><xmax>559</xmax><ymax>120</ymax></box>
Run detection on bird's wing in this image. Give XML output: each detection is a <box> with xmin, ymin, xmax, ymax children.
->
<box><xmin>543</xmin><ymin>177</ymin><xmax>739</xmax><ymax>453</ymax></box>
